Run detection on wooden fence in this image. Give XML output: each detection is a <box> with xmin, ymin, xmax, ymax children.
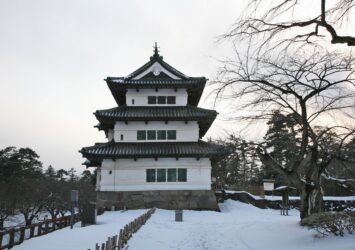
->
<box><xmin>90</xmin><ymin>208</ymin><xmax>156</xmax><ymax>250</ymax></box>
<box><xmin>0</xmin><ymin>214</ymin><xmax>80</xmax><ymax>250</ymax></box>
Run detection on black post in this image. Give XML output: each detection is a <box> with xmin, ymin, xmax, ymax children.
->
<box><xmin>70</xmin><ymin>190</ymin><xmax>79</xmax><ymax>229</ymax></box>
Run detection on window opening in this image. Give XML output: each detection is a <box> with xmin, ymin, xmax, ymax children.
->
<box><xmin>167</xmin><ymin>96</ymin><xmax>176</xmax><ymax>104</ymax></box>
<box><xmin>137</xmin><ymin>130</ymin><xmax>146</xmax><ymax>140</ymax></box>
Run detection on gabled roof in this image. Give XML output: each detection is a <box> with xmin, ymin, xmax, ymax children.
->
<box><xmin>105</xmin><ymin>45</ymin><xmax>207</xmax><ymax>106</ymax></box>
<box><xmin>80</xmin><ymin>141</ymin><xmax>228</xmax><ymax>162</ymax></box>
<box><xmin>94</xmin><ymin>105</ymin><xmax>217</xmax><ymax>138</ymax></box>
<box><xmin>125</xmin><ymin>47</ymin><xmax>188</xmax><ymax>80</ymax></box>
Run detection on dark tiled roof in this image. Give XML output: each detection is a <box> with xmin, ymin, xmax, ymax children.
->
<box><xmin>105</xmin><ymin>50</ymin><xmax>207</xmax><ymax>106</ymax></box>
<box><xmin>94</xmin><ymin>105</ymin><xmax>217</xmax><ymax>138</ymax></box>
<box><xmin>105</xmin><ymin>77</ymin><xmax>206</xmax><ymax>87</ymax></box>
<box><xmin>124</xmin><ymin>51</ymin><xmax>188</xmax><ymax>80</ymax></box>
<box><xmin>80</xmin><ymin>141</ymin><xmax>227</xmax><ymax>160</ymax></box>
<box><xmin>95</xmin><ymin>105</ymin><xmax>217</xmax><ymax>121</ymax></box>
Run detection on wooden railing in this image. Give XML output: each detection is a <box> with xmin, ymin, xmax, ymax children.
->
<box><xmin>0</xmin><ymin>214</ymin><xmax>80</xmax><ymax>250</ymax></box>
<box><xmin>90</xmin><ymin>208</ymin><xmax>156</xmax><ymax>250</ymax></box>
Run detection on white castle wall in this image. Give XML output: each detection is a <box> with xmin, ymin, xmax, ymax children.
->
<box><xmin>97</xmin><ymin>157</ymin><xmax>212</xmax><ymax>191</ymax></box>
<box><xmin>114</xmin><ymin>121</ymin><xmax>199</xmax><ymax>142</ymax></box>
<box><xmin>107</xmin><ymin>129</ymin><xmax>114</xmax><ymax>141</ymax></box>
<box><xmin>126</xmin><ymin>88</ymin><xmax>188</xmax><ymax>106</ymax></box>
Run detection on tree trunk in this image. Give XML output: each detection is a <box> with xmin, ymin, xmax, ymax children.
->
<box><xmin>299</xmin><ymin>181</ymin><xmax>324</xmax><ymax>219</ymax></box>
<box><xmin>257</xmin><ymin>148</ymin><xmax>324</xmax><ymax>219</ymax></box>
<box><xmin>286</xmin><ymin>172</ymin><xmax>324</xmax><ymax>218</ymax></box>
<box><xmin>298</xmin><ymin>151</ymin><xmax>325</xmax><ymax>219</ymax></box>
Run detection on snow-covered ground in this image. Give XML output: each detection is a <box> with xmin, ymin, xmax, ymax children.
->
<box><xmin>13</xmin><ymin>209</ymin><xmax>147</xmax><ymax>250</ymax></box>
<box><xmin>128</xmin><ymin>200</ymin><xmax>355</xmax><ymax>250</ymax></box>
<box><xmin>12</xmin><ymin>201</ymin><xmax>355</xmax><ymax>250</ymax></box>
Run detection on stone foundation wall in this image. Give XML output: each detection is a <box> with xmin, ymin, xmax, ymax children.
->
<box><xmin>97</xmin><ymin>190</ymin><xmax>219</xmax><ymax>211</ymax></box>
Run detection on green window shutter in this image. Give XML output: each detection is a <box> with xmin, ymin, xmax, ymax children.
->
<box><xmin>147</xmin><ymin>130</ymin><xmax>156</xmax><ymax>140</ymax></box>
<box><xmin>146</xmin><ymin>169</ymin><xmax>156</xmax><ymax>182</ymax></box>
<box><xmin>178</xmin><ymin>168</ymin><xmax>187</xmax><ymax>182</ymax></box>
<box><xmin>148</xmin><ymin>96</ymin><xmax>156</xmax><ymax>104</ymax></box>
<box><xmin>167</xmin><ymin>169</ymin><xmax>177</xmax><ymax>182</ymax></box>
<box><xmin>167</xmin><ymin>130</ymin><xmax>176</xmax><ymax>140</ymax></box>
<box><xmin>157</xmin><ymin>169</ymin><xmax>166</xmax><ymax>182</ymax></box>
<box><xmin>157</xmin><ymin>130</ymin><xmax>167</xmax><ymax>140</ymax></box>
<box><xmin>157</xmin><ymin>96</ymin><xmax>166</xmax><ymax>104</ymax></box>
<box><xmin>137</xmin><ymin>130</ymin><xmax>146</xmax><ymax>140</ymax></box>
<box><xmin>167</xmin><ymin>96</ymin><xmax>176</xmax><ymax>104</ymax></box>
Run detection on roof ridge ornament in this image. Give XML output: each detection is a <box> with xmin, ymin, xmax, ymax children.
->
<box><xmin>150</xmin><ymin>42</ymin><xmax>163</xmax><ymax>60</ymax></box>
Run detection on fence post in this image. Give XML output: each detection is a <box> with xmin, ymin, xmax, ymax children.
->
<box><xmin>45</xmin><ymin>221</ymin><xmax>49</xmax><ymax>234</ymax></box>
<box><xmin>118</xmin><ymin>229</ymin><xmax>123</xmax><ymax>249</ymax></box>
<box><xmin>19</xmin><ymin>227</ymin><xmax>25</xmax><ymax>243</ymax></box>
<box><xmin>51</xmin><ymin>218</ymin><xmax>55</xmax><ymax>232</ymax></box>
<box><xmin>8</xmin><ymin>228</ymin><xmax>15</xmax><ymax>248</ymax></box>
<box><xmin>0</xmin><ymin>230</ymin><xmax>3</xmax><ymax>249</ymax></box>
<box><xmin>38</xmin><ymin>222</ymin><xmax>42</xmax><ymax>236</ymax></box>
<box><xmin>29</xmin><ymin>225</ymin><xmax>35</xmax><ymax>238</ymax></box>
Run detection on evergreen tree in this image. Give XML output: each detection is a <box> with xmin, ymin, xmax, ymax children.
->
<box><xmin>212</xmin><ymin>135</ymin><xmax>262</xmax><ymax>187</ymax></box>
<box><xmin>0</xmin><ymin>147</ymin><xmax>43</xmax><ymax>182</ymax></box>
<box><xmin>262</xmin><ymin>111</ymin><xmax>301</xmax><ymax>185</ymax></box>
<box><xmin>56</xmin><ymin>169</ymin><xmax>68</xmax><ymax>181</ymax></box>
<box><xmin>44</xmin><ymin>165</ymin><xmax>57</xmax><ymax>180</ymax></box>
<box><xmin>68</xmin><ymin>168</ymin><xmax>78</xmax><ymax>182</ymax></box>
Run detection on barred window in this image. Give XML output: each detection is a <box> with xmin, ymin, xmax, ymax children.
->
<box><xmin>167</xmin><ymin>130</ymin><xmax>176</xmax><ymax>140</ymax></box>
<box><xmin>157</xmin><ymin>169</ymin><xmax>166</xmax><ymax>182</ymax></box>
<box><xmin>157</xmin><ymin>96</ymin><xmax>166</xmax><ymax>104</ymax></box>
<box><xmin>146</xmin><ymin>168</ymin><xmax>186</xmax><ymax>183</ymax></box>
<box><xmin>148</xmin><ymin>96</ymin><xmax>156</xmax><ymax>104</ymax></box>
<box><xmin>178</xmin><ymin>168</ymin><xmax>187</xmax><ymax>182</ymax></box>
<box><xmin>157</xmin><ymin>130</ymin><xmax>167</xmax><ymax>140</ymax></box>
<box><xmin>167</xmin><ymin>96</ymin><xmax>176</xmax><ymax>104</ymax></box>
<box><xmin>146</xmin><ymin>169</ymin><xmax>156</xmax><ymax>182</ymax></box>
<box><xmin>167</xmin><ymin>169</ymin><xmax>177</xmax><ymax>182</ymax></box>
<box><xmin>147</xmin><ymin>130</ymin><xmax>156</xmax><ymax>140</ymax></box>
<box><xmin>137</xmin><ymin>130</ymin><xmax>146</xmax><ymax>140</ymax></box>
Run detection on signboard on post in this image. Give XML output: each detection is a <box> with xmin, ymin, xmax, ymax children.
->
<box><xmin>71</xmin><ymin>190</ymin><xmax>79</xmax><ymax>203</ymax></box>
<box><xmin>263</xmin><ymin>179</ymin><xmax>275</xmax><ymax>196</ymax></box>
<box><xmin>70</xmin><ymin>190</ymin><xmax>79</xmax><ymax>229</ymax></box>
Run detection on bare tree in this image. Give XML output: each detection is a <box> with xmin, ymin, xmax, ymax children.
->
<box><xmin>17</xmin><ymin>179</ymin><xmax>48</xmax><ymax>226</ymax></box>
<box><xmin>225</xmin><ymin>0</ymin><xmax>355</xmax><ymax>53</ymax></box>
<box><xmin>0</xmin><ymin>183</ymin><xmax>13</xmax><ymax>229</ymax></box>
<box><xmin>214</xmin><ymin>49</ymin><xmax>355</xmax><ymax>219</ymax></box>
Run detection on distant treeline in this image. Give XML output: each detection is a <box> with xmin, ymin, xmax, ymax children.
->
<box><xmin>0</xmin><ymin>147</ymin><xmax>95</xmax><ymax>229</ymax></box>
<box><xmin>211</xmin><ymin>111</ymin><xmax>355</xmax><ymax>195</ymax></box>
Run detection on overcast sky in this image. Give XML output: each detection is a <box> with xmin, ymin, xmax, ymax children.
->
<box><xmin>0</xmin><ymin>0</ymin><xmax>259</xmax><ymax>171</ymax></box>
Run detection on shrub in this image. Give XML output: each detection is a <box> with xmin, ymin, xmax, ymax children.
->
<box><xmin>301</xmin><ymin>211</ymin><xmax>355</xmax><ymax>237</ymax></box>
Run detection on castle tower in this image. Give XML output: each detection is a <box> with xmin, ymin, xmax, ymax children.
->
<box><xmin>80</xmin><ymin>44</ymin><xmax>226</xmax><ymax>210</ymax></box>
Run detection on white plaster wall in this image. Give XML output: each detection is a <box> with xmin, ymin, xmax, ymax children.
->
<box><xmin>126</xmin><ymin>88</ymin><xmax>188</xmax><ymax>106</ymax></box>
<box><xmin>114</xmin><ymin>121</ymin><xmax>199</xmax><ymax>142</ymax></box>
<box><xmin>107</xmin><ymin>129</ymin><xmax>114</xmax><ymax>141</ymax></box>
<box><xmin>98</xmin><ymin>158</ymin><xmax>212</xmax><ymax>191</ymax></box>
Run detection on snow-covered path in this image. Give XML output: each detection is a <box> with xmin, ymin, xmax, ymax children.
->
<box><xmin>127</xmin><ymin>200</ymin><xmax>355</xmax><ymax>250</ymax></box>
